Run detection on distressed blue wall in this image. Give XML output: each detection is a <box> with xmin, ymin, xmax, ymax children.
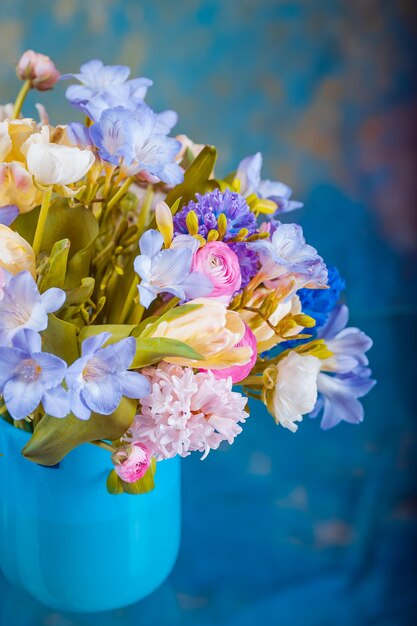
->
<box><xmin>0</xmin><ymin>1</ymin><xmax>416</xmax><ymax>625</ymax></box>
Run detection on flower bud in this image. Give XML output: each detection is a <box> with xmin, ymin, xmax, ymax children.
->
<box><xmin>112</xmin><ymin>442</ymin><xmax>151</xmax><ymax>483</ymax></box>
<box><xmin>16</xmin><ymin>50</ymin><xmax>60</xmax><ymax>91</ymax></box>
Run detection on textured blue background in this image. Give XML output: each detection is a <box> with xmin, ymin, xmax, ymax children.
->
<box><xmin>0</xmin><ymin>1</ymin><xmax>416</xmax><ymax>624</ymax></box>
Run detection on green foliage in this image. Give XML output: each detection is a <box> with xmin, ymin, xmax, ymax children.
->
<box><xmin>13</xmin><ymin>206</ymin><xmax>39</xmax><ymax>244</ymax></box>
<box><xmin>22</xmin><ymin>398</ymin><xmax>137</xmax><ymax>466</ymax></box>
<box><xmin>39</xmin><ymin>239</ymin><xmax>70</xmax><ymax>292</ymax></box>
<box><xmin>131</xmin><ymin>337</ymin><xmax>203</xmax><ymax>368</ymax></box>
<box><xmin>80</xmin><ymin>323</ymin><xmax>203</xmax><ymax>367</ymax></box>
<box><xmin>41</xmin><ymin>314</ymin><xmax>79</xmax><ymax>364</ymax></box>
<box><xmin>79</xmin><ymin>324</ymin><xmax>136</xmax><ymax>344</ymax></box>
<box><xmin>165</xmin><ymin>145</ymin><xmax>218</xmax><ymax>208</ymax></box>
<box><xmin>38</xmin><ymin>200</ymin><xmax>99</xmax><ymax>288</ymax></box>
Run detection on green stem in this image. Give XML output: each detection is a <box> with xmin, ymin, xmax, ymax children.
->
<box><xmin>107</xmin><ymin>176</ymin><xmax>134</xmax><ymax>210</ymax></box>
<box><xmin>12</xmin><ymin>79</ymin><xmax>31</xmax><ymax>119</ymax></box>
<box><xmin>119</xmin><ymin>276</ymin><xmax>139</xmax><ymax>324</ymax></box>
<box><xmin>128</xmin><ymin>303</ymin><xmax>144</xmax><ymax>325</ymax></box>
<box><xmin>90</xmin><ymin>440</ymin><xmax>116</xmax><ymax>453</ymax></box>
<box><xmin>33</xmin><ymin>186</ymin><xmax>53</xmax><ymax>256</ymax></box>
<box><xmin>240</xmin><ymin>375</ymin><xmax>264</xmax><ymax>387</ymax></box>
<box><xmin>0</xmin><ymin>405</ymin><xmax>8</xmax><ymax>416</ymax></box>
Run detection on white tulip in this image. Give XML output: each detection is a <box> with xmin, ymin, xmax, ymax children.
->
<box><xmin>0</xmin><ymin>121</ymin><xmax>12</xmax><ymax>161</ymax></box>
<box><xmin>26</xmin><ymin>142</ymin><xmax>95</xmax><ymax>186</ymax></box>
<box><xmin>269</xmin><ymin>351</ymin><xmax>321</xmax><ymax>432</ymax></box>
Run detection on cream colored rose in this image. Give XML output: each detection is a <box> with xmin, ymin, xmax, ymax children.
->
<box><xmin>264</xmin><ymin>351</ymin><xmax>321</xmax><ymax>432</ymax></box>
<box><xmin>145</xmin><ymin>298</ymin><xmax>252</xmax><ymax>369</ymax></box>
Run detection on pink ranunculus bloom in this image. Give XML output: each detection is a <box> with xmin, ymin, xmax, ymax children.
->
<box><xmin>16</xmin><ymin>50</ymin><xmax>60</xmax><ymax>91</ymax></box>
<box><xmin>210</xmin><ymin>323</ymin><xmax>257</xmax><ymax>383</ymax></box>
<box><xmin>111</xmin><ymin>442</ymin><xmax>151</xmax><ymax>483</ymax></box>
<box><xmin>191</xmin><ymin>241</ymin><xmax>241</xmax><ymax>302</ymax></box>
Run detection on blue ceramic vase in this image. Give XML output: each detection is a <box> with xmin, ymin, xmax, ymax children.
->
<box><xmin>0</xmin><ymin>419</ymin><xmax>181</xmax><ymax>613</ymax></box>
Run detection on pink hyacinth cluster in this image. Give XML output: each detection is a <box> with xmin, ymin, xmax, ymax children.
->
<box><xmin>125</xmin><ymin>363</ymin><xmax>248</xmax><ymax>460</ymax></box>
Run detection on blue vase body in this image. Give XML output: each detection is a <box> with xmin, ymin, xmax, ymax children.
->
<box><xmin>0</xmin><ymin>420</ymin><xmax>181</xmax><ymax>613</ymax></box>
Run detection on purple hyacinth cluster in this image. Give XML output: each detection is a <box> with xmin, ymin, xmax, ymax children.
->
<box><xmin>228</xmin><ymin>242</ymin><xmax>259</xmax><ymax>288</ymax></box>
<box><xmin>173</xmin><ymin>189</ymin><xmax>259</xmax><ymax>287</ymax></box>
<box><xmin>173</xmin><ymin>189</ymin><xmax>257</xmax><ymax>239</ymax></box>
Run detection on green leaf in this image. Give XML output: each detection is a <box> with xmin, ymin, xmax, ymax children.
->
<box><xmin>12</xmin><ymin>206</ymin><xmax>40</xmax><ymax>244</ymax></box>
<box><xmin>79</xmin><ymin>324</ymin><xmax>136</xmax><ymax>344</ymax></box>
<box><xmin>22</xmin><ymin>397</ymin><xmax>137</xmax><ymax>466</ymax></box>
<box><xmin>169</xmin><ymin>197</ymin><xmax>182</xmax><ymax>217</ymax></box>
<box><xmin>41</xmin><ymin>314</ymin><xmax>79</xmax><ymax>364</ymax></box>
<box><xmin>39</xmin><ymin>238</ymin><xmax>70</xmax><ymax>292</ymax></box>
<box><xmin>130</xmin><ymin>316</ymin><xmax>159</xmax><ymax>338</ymax></box>
<box><xmin>165</xmin><ymin>145</ymin><xmax>218</xmax><ymax>208</ymax></box>
<box><xmin>131</xmin><ymin>337</ymin><xmax>203</xmax><ymax>368</ymax></box>
<box><xmin>35</xmin><ymin>200</ymin><xmax>99</xmax><ymax>289</ymax></box>
<box><xmin>134</xmin><ymin>303</ymin><xmax>203</xmax><ymax>338</ymax></box>
<box><xmin>64</xmin><ymin>277</ymin><xmax>95</xmax><ymax>308</ymax></box>
<box><xmin>106</xmin><ymin>470</ymin><xmax>124</xmax><ymax>495</ymax></box>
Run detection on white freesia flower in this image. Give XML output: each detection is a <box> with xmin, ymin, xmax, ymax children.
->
<box><xmin>26</xmin><ymin>141</ymin><xmax>95</xmax><ymax>186</ymax></box>
<box><xmin>268</xmin><ymin>351</ymin><xmax>321</xmax><ymax>432</ymax></box>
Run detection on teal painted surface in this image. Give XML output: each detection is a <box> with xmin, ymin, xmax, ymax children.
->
<box><xmin>0</xmin><ymin>420</ymin><xmax>181</xmax><ymax>612</ymax></box>
<box><xmin>0</xmin><ymin>1</ymin><xmax>416</xmax><ymax>624</ymax></box>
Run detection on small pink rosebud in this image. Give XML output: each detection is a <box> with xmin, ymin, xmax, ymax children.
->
<box><xmin>112</xmin><ymin>442</ymin><xmax>151</xmax><ymax>483</ymax></box>
<box><xmin>16</xmin><ymin>50</ymin><xmax>60</xmax><ymax>91</ymax></box>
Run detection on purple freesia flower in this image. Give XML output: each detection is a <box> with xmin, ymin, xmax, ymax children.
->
<box><xmin>311</xmin><ymin>305</ymin><xmax>376</xmax><ymax>429</ymax></box>
<box><xmin>66</xmin><ymin>122</ymin><xmax>94</xmax><ymax>149</ymax></box>
<box><xmin>0</xmin><ymin>271</ymin><xmax>66</xmax><ymax>345</ymax></box>
<box><xmin>0</xmin><ymin>329</ymin><xmax>69</xmax><ymax>420</ymax></box>
<box><xmin>134</xmin><ymin>230</ymin><xmax>213</xmax><ymax>308</ymax></box>
<box><xmin>88</xmin><ymin>106</ymin><xmax>183</xmax><ymax>185</ymax></box>
<box><xmin>89</xmin><ymin>106</ymin><xmax>132</xmax><ymax>165</ymax></box>
<box><xmin>66</xmin><ymin>333</ymin><xmax>150</xmax><ymax>421</ymax></box>
<box><xmin>62</xmin><ymin>59</ymin><xmax>152</xmax><ymax>116</ymax></box>
<box><xmin>250</xmin><ymin>222</ymin><xmax>328</xmax><ymax>289</ymax></box>
<box><xmin>236</xmin><ymin>152</ymin><xmax>303</xmax><ymax>213</ymax></box>
<box><xmin>0</xmin><ymin>205</ymin><xmax>19</xmax><ymax>226</ymax></box>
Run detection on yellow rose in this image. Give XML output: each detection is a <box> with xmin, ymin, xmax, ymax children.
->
<box><xmin>0</xmin><ymin>225</ymin><xmax>36</xmax><ymax>277</ymax></box>
<box><xmin>146</xmin><ymin>298</ymin><xmax>252</xmax><ymax>369</ymax></box>
<box><xmin>240</xmin><ymin>288</ymin><xmax>303</xmax><ymax>353</ymax></box>
<box><xmin>0</xmin><ymin>162</ymin><xmax>42</xmax><ymax>213</ymax></box>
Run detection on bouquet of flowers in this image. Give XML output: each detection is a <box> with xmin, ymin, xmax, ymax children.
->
<box><xmin>0</xmin><ymin>51</ymin><xmax>375</xmax><ymax>495</ymax></box>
